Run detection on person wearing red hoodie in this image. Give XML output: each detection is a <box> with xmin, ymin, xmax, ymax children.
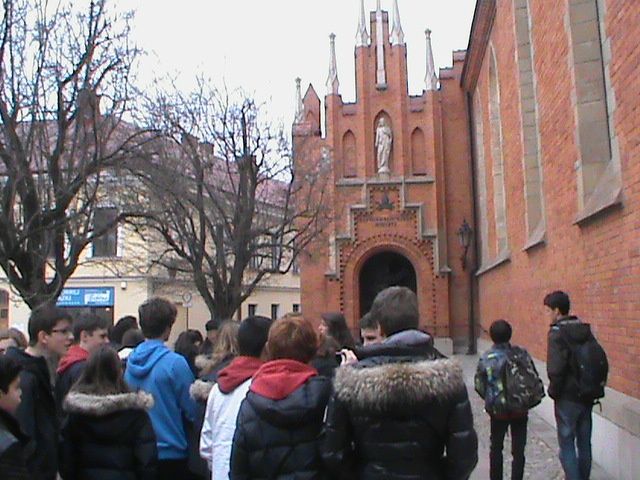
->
<box><xmin>55</xmin><ymin>313</ymin><xmax>110</xmax><ymax>416</ymax></box>
<box><xmin>195</xmin><ymin>315</ymin><xmax>272</xmax><ymax>480</ymax></box>
<box><xmin>229</xmin><ymin>313</ymin><xmax>331</xmax><ymax>480</ymax></box>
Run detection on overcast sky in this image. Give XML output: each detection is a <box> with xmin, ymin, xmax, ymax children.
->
<box><xmin>122</xmin><ymin>0</ymin><xmax>477</xmax><ymax>127</ymax></box>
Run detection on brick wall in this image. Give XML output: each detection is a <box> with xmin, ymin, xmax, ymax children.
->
<box><xmin>469</xmin><ymin>0</ymin><xmax>640</xmax><ymax>399</ymax></box>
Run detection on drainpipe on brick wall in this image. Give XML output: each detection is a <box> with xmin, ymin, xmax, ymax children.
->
<box><xmin>465</xmin><ymin>91</ymin><xmax>480</xmax><ymax>355</ymax></box>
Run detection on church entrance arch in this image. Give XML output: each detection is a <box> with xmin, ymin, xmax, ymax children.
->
<box><xmin>358</xmin><ymin>251</ymin><xmax>417</xmax><ymax>316</ymax></box>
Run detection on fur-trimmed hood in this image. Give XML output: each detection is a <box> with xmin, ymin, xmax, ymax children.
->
<box><xmin>333</xmin><ymin>358</ymin><xmax>465</xmax><ymax>412</ymax></box>
<box><xmin>190</xmin><ymin>379</ymin><xmax>214</xmax><ymax>402</ymax></box>
<box><xmin>63</xmin><ymin>391</ymin><xmax>154</xmax><ymax>416</ymax></box>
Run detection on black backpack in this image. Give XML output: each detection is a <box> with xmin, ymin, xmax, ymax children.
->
<box><xmin>503</xmin><ymin>346</ymin><xmax>545</xmax><ymax>412</ymax></box>
<box><xmin>562</xmin><ymin>329</ymin><xmax>609</xmax><ymax>403</ymax></box>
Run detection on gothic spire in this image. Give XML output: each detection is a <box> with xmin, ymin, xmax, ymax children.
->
<box><xmin>326</xmin><ymin>33</ymin><xmax>340</xmax><ymax>95</ymax></box>
<box><xmin>375</xmin><ymin>0</ymin><xmax>387</xmax><ymax>87</ymax></box>
<box><xmin>390</xmin><ymin>0</ymin><xmax>405</xmax><ymax>46</ymax></box>
<box><xmin>294</xmin><ymin>77</ymin><xmax>304</xmax><ymax>123</ymax></box>
<box><xmin>424</xmin><ymin>29</ymin><xmax>438</xmax><ymax>91</ymax></box>
<box><xmin>355</xmin><ymin>0</ymin><xmax>370</xmax><ymax>47</ymax></box>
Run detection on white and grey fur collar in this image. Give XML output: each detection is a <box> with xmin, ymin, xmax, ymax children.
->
<box><xmin>190</xmin><ymin>379</ymin><xmax>214</xmax><ymax>402</ymax></box>
<box><xmin>333</xmin><ymin>358</ymin><xmax>465</xmax><ymax>411</ymax></box>
<box><xmin>64</xmin><ymin>391</ymin><xmax>154</xmax><ymax>416</ymax></box>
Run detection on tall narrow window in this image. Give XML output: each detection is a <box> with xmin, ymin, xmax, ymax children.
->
<box><xmin>248</xmin><ymin>304</ymin><xmax>257</xmax><ymax>317</ymax></box>
<box><xmin>568</xmin><ymin>0</ymin><xmax>621</xmax><ymax>218</ymax></box>
<box><xmin>410</xmin><ymin>128</ymin><xmax>427</xmax><ymax>176</ymax></box>
<box><xmin>292</xmin><ymin>303</ymin><xmax>300</xmax><ymax>313</ymax></box>
<box><xmin>489</xmin><ymin>47</ymin><xmax>508</xmax><ymax>253</ymax></box>
<box><xmin>270</xmin><ymin>304</ymin><xmax>279</xmax><ymax>321</ymax></box>
<box><xmin>342</xmin><ymin>130</ymin><xmax>357</xmax><ymax>178</ymax></box>
<box><xmin>514</xmin><ymin>0</ymin><xmax>545</xmax><ymax>244</ymax></box>
<box><xmin>473</xmin><ymin>93</ymin><xmax>490</xmax><ymax>266</ymax></box>
<box><xmin>92</xmin><ymin>207</ymin><xmax>118</xmax><ymax>257</ymax></box>
<box><xmin>0</xmin><ymin>289</ymin><xmax>8</xmax><ymax>326</ymax></box>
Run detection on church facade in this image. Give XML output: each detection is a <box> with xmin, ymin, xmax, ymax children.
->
<box><xmin>293</xmin><ymin>3</ymin><xmax>475</xmax><ymax>352</ymax></box>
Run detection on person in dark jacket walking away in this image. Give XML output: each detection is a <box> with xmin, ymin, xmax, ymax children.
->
<box><xmin>60</xmin><ymin>346</ymin><xmax>157</xmax><ymax>480</ymax></box>
<box><xmin>108</xmin><ymin>315</ymin><xmax>138</xmax><ymax>351</ymax></box>
<box><xmin>323</xmin><ymin>286</ymin><xmax>478</xmax><ymax>480</ymax></box>
<box><xmin>0</xmin><ymin>355</ymin><xmax>29</xmax><ymax>479</ymax></box>
<box><xmin>5</xmin><ymin>306</ymin><xmax>73</xmax><ymax>480</ymax></box>
<box><xmin>229</xmin><ymin>313</ymin><xmax>331</xmax><ymax>480</ymax></box>
<box><xmin>55</xmin><ymin>313</ymin><xmax>110</xmax><ymax>415</ymax></box>
<box><xmin>124</xmin><ymin>298</ymin><xmax>198</xmax><ymax>480</ymax></box>
<box><xmin>475</xmin><ymin>320</ymin><xmax>529</xmax><ymax>480</ymax></box>
<box><xmin>198</xmin><ymin>315</ymin><xmax>272</xmax><ymax>480</ymax></box>
<box><xmin>545</xmin><ymin>291</ymin><xmax>598</xmax><ymax>480</ymax></box>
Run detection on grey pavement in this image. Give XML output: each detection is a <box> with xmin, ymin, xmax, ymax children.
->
<box><xmin>454</xmin><ymin>354</ymin><xmax>614</xmax><ymax>480</ymax></box>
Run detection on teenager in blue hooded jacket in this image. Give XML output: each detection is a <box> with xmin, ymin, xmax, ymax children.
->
<box><xmin>124</xmin><ymin>298</ymin><xmax>198</xmax><ymax>480</ymax></box>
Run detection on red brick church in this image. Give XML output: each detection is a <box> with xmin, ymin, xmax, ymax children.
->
<box><xmin>294</xmin><ymin>0</ymin><xmax>639</xmax><ymax>476</ymax></box>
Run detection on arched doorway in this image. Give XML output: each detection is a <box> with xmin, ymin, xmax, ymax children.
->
<box><xmin>358</xmin><ymin>251</ymin><xmax>417</xmax><ymax>316</ymax></box>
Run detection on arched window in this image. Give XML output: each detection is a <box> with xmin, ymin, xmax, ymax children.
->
<box><xmin>568</xmin><ymin>0</ymin><xmax>621</xmax><ymax>220</ymax></box>
<box><xmin>489</xmin><ymin>46</ymin><xmax>508</xmax><ymax>254</ymax></box>
<box><xmin>410</xmin><ymin>128</ymin><xmax>427</xmax><ymax>176</ymax></box>
<box><xmin>342</xmin><ymin>130</ymin><xmax>357</xmax><ymax>178</ymax></box>
<box><xmin>472</xmin><ymin>94</ymin><xmax>490</xmax><ymax>266</ymax></box>
<box><xmin>514</xmin><ymin>0</ymin><xmax>545</xmax><ymax>245</ymax></box>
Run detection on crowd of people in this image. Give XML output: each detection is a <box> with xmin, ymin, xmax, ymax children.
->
<box><xmin>0</xmin><ymin>287</ymin><xmax>602</xmax><ymax>480</ymax></box>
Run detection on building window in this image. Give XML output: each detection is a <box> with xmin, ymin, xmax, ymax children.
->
<box><xmin>514</xmin><ymin>0</ymin><xmax>545</xmax><ymax>244</ymax></box>
<box><xmin>0</xmin><ymin>289</ymin><xmax>8</xmax><ymax>324</ymax></box>
<box><xmin>92</xmin><ymin>207</ymin><xmax>118</xmax><ymax>257</ymax></box>
<box><xmin>568</xmin><ymin>0</ymin><xmax>621</xmax><ymax>218</ymax></box>
<box><xmin>270</xmin><ymin>234</ymin><xmax>281</xmax><ymax>270</ymax></box>
<box><xmin>472</xmin><ymin>93</ymin><xmax>490</xmax><ymax>266</ymax></box>
<box><xmin>292</xmin><ymin>303</ymin><xmax>300</xmax><ymax>313</ymax></box>
<box><xmin>248</xmin><ymin>304</ymin><xmax>257</xmax><ymax>317</ymax></box>
<box><xmin>270</xmin><ymin>304</ymin><xmax>279</xmax><ymax>321</ymax></box>
<box><xmin>489</xmin><ymin>46</ymin><xmax>509</xmax><ymax>254</ymax></box>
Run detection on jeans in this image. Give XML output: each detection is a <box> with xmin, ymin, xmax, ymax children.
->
<box><xmin>554</xmin><ymin>399</ymin><xmax>593</xmax><ymax>480</ymax></box>
<box><xmin>489</xmin><ymin>415</ymin><xmax>528</xmax><ymax>480</ymax></box>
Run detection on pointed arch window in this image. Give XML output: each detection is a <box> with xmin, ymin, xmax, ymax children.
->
<box><xmin>514</xmin><ymin>0</ymin><xmax>545</xmax><ymax>246</ymax></box>
<box><xmin>568</xmin><ymin>0</ymin><xmax>621</xmax><ymax>222</ymax></box>
<box><xmin>410</xmin><ymin>128</ymin><xmax>427</xmax><ymax>176</ymax></box>
<box><xmin>342</xmin><ymin>130</ymin><xmax>357</xmax><ymax>178</ymax></box>
<box><xmin>489</xmin><ymin>46</ymin><xmax>508</xmax><ymax>254</ymax></box>
<box><xmin>472</xmin><ymin>94</ymin><xmax>490</xmax><ymax>267</ymax></box>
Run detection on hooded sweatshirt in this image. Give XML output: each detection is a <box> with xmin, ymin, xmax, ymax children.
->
<box><xmin>198</xmin><ymin>356</ymin><xmax>263</xmax><ymax>480</ymax></box>
<box><xmin>124</xmin><ymin>339</ymin><xmax>197</xmax><ymax>460</ymax></box>
<box><xmin>55</xmin><ymin>345</ymin><xmax>90</xmax><ymax>416</ymax></box>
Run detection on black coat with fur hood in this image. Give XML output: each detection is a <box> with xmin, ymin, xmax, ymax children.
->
<box><xmin>322</xmin><ymin>333</ymin><xmax>478</xmax><ymax>480</ymax></box>
<box><xmin>60</xmin><ymin>391</ymin><xmax>157</xmax><ymax>480</ymax></box>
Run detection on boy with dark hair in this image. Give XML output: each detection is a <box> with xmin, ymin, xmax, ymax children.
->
<box><xmin>55</xmin><ymin>313</ymin><xmax>110</xmax><ymax>413</ymax></box>
<box><xmin>358</xmin><ymin>312</ymin><xmax>382</xmax><ymax>346</ymax></box>
<box><xmin>475</xmin><ymin>319</ymin><xmax>534</xmax><ymax>480</ymax></box>
<box><xmin>124</xmin><ymin>297</ymin><xmax>198</xmax><ymax>480</ymax></box>
<box><xmin>545</xmin><ymin>290</ymin><xmax>605</xmax><ymax>480</ymax></box>
<box><xmin>198</xmin><ymin>315</ymin><xmax>272</xmax><ymax>479</ymax></box>
<box><xmin>323</xmin><ymin>286</ymin><xmax>477</xmax><ymax>479</ymax></box>
<box><xmin>200</xmin><ymin>319</ymin><xmax>220</xmax><ymax>356</ymax></box>
<box><xmin>5</xmin><ymin>305</ymin><xmax>73</xmax><ymax>479</ymax></box>
<box><xmin>0</xmin><ymin>355</ymin><xmax>29</xmax><ymax>478</ymax></box>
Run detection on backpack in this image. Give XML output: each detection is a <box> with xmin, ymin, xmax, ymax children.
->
<box><xmin>561</xmin><ymin>329</ymin><xmax>609</xmax><ymax>403</ymax></box>
<box><xmin>502</xmin><ymin>346</ymin><xmax>545</xmax><ymax>412</ymax></box>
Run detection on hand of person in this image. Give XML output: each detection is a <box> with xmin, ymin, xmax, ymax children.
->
<box><xmin>338</xmin><ymin>349</ymin><xmax>358</xmax><ymax>366</ymax></box>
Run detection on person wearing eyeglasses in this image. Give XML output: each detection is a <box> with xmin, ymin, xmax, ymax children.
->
<box><xmin>5</xmin><ymin>305</ymin><xmax>73</xmax><ymax>480</ymax></box>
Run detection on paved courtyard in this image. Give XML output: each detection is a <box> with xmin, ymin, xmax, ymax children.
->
<box><xmin>454</xmin><ymin>354</ymin><xmax>613</xmax><ymax>480</ymax></box>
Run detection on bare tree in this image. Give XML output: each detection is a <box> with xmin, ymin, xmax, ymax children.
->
<box><xmin>0</xmin><ymin>0</ymin><xmax>149</xmax><ymax>308</ymax></box>
<box><xmin>134</xmin><ymin>80</ymin><xmax>329</xmax><ymax>319</ymax></box>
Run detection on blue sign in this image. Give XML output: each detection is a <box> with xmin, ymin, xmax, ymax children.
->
<box><xmin>57</xmin><ymin>287</ymin><xmax>114</xmax><ymax>307</ymax></box>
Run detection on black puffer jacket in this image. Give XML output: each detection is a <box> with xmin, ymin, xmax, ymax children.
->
<box><xmin>4</xmin><ymin>347</ymin><xmax>58</xmax><ymax>480</ymax></box>
<box><xmin>0</xmin><ymin>409</ymin><xmax>29</xmax><ymax>479</ymax></box>
<box><xmin>60</xmin><ymin>391</ymin><xmax>157</xmax><ymax>480</ymax></box>
<box><xmin>322</xmin><ymin>330</ymin><xmax>478</xmax><ymax>480</ymax></box>
<box><xmin>547</xmin><ymin>315</ymin><xmax>594</xmax><ymax>403</ymax></box>
<box><xmin>229</xmin><ymin>361</ymin><xmax>332</xmax><ymax>480</ymax></box>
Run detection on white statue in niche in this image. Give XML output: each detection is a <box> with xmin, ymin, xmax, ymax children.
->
<box><xmin>375</xmin><ymin>117</ymin><xmax>392</xmax><ymax>174</ymax></box>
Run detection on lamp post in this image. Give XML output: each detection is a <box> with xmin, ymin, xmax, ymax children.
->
<box><xmin>456</xmin><ymin>219</ymin><xmax>473</xmax><ymax>271</ymax></box>
<box><xmin>456</xmin><ymin>219</ymin><xmax>477</xmax><ymax>354</ymax></box>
